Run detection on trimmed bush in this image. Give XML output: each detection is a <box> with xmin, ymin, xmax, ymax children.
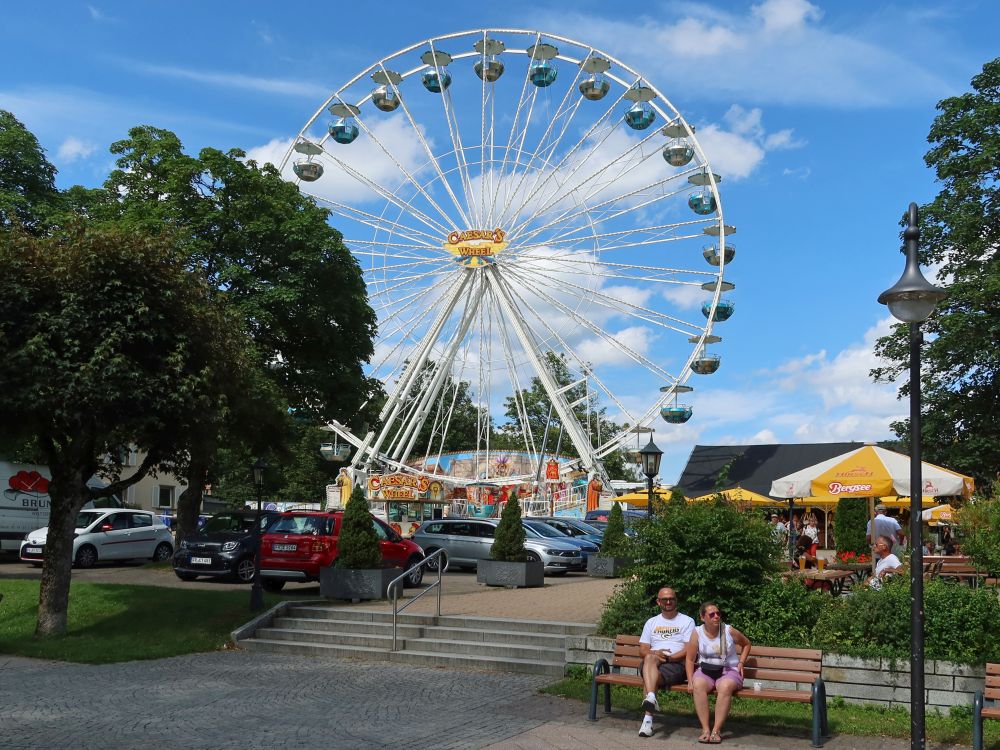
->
<box><xmin>835</xmin><ymin>497</ymin><xmax>869</xmax><ymax>557</ymax></box>
<box><xmin>335</xmin><ymin>485</ymin><xmax>381</xmax><ymax>569</ymax></box>
<box><xmin>491</xmin><ymin>496</ymin><xmax>527</xmax><ymax>562</ymax></box>
<box><xmin>959</xmin><ymin>485</ymin><xmax>1000</xmax><ymax>574</ymax></box>
<box><xmin>599</xmin><ymin>502</ymin><xmax>631</xmax><ymax>558</ymax></box>
<box><xmin>735</xmin><ymin>578</ymin><xmax>828</xmax><ymax>648</ymax></box>
<box><xmin>598</xmin><ymin>496</ymin><xmax>783</xmax><ymax>636</ymax></box>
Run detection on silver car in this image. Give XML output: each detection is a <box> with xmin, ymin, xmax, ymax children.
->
<box><xmin>411</xmin><ymin>517</ymin><xmax>584</xmax><ymax>575</ymax></box>
<box><xmin>19</xmin><ymin>509</ymin><xmax>174</xmax><ymax>568</ymax></box>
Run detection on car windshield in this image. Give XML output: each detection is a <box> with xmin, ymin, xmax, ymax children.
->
<box><xmin>524</xmin><ymin>521</ymin><xmax>565</xmax><ymax>538</ymax></box>
<box><xmin>567</xmin><ymin>520</ymin><xmax>603</xmax><ymax>534</ymax></box>
<box><xmin>586</xmin><ymin>520</ymin><xmax>608</xmax><ymax>532</ymax></box>
<box><xmin>75</xmin><ymin>510</ymin><xmax>105</xmax><ymax>529</ymax></box>
<box><xmin>268</xmin><ymin>515</ymin><xmax>333</xmax><ymax>536</ymax></box>
<box><xmin>203</xmin><ymin>513</ymin><xmax>253</xmax><ymax>534</ymax></box>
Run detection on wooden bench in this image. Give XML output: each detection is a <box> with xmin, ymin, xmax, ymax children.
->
<box><xmin>589</xmin><ymin>634</ymin><xmax>829</xmax><ymax>747</ymax></box>
<box><xmin>974</xmin><ymin>663</ymin><xmax>1000</xmax><ymax>750</ymax></box>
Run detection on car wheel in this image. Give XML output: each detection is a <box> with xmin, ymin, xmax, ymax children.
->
<box><xmin>404</xmin><ymin>555</ymin><xmax>424</xmax><ymax>587</ymax></box>
<box><xmin>152</xmin><ymin>542</ymin><xmax>173</xmax><ymax>563</ymax></box>
<box><xmin>234</xmin><ymin>557</ymin><xmax>256</xmax><ymax>583</ymax></box>
<box><xmin>75</xmin><ymin>545</ymin><xmax>98</xmax><ymax>569</ymax></box>
<box><xmin>526</xmin><ymin>551</ymin><xmax>541</xmax><ymax>563</ymax></box>
<box><xmin>262</xmin><ymin>579</ymin><xmax>286</xmax><ymax>592</ymax></box>
<box><xmin>175</xmin><ymin>571</ymin><xmax>198</xmax><ymax>582</ymax></box>
<box><xmin>425</xmin><ymin>548</ymin><xmax>447</xmax><ymax>572</ymax></box>
<box><xmin>549</xmin><ymin>570</ymin><xmax>567</xmax><ymax>576</ymax></box>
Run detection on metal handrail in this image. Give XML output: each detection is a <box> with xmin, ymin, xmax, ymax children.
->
<box><xmin>389</xmin><ymin>548</ymin><xmax>447</xmax><ymax>651</ymax></box>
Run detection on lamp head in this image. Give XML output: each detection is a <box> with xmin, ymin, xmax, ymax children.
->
<box><xmin>877</xmin><ymin>203</ymin><xmax>946</xmax><ymax>323</ymax></box>
<box><xmin>252</xmin><ymin>457</ymin><xmax>268</xmax><ymax>487</ymax></box>
<box><xmin>638</xmin><ymin>437</ymin><xmax>663</xmax><ymax>479</ymax></box>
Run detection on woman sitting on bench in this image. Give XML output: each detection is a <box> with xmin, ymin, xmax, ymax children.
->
<box><xmin>685</xmin><ymin>602</ymin><xmax>752</xmax><ymax>744</ymax></box>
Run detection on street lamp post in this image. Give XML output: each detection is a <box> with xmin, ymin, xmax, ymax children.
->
<box><xmin>638</xmin><ymin>437</ymin><xmax>663</xmax><ymax>520</ymax></box>
<box><xmin>878</xmin><ymin>202</ymin><xmax>946</xmax><ymax>750</ymax></box>
<box><xmin>249</xmin><ymin>457</ymin><xmax>268</xmax><ymax>612</ymax></box>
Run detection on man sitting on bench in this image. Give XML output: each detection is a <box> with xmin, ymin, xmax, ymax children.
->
<box><xmin>638</xmin><ymin>586</ymin><xmax>695</xmax><ymax>737</ymax></box>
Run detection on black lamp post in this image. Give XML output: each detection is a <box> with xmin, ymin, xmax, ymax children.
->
<box><xmin>878</xmin><ymin>202</ymin><xmax>946</xmax><ymax>750</ymax></box>
<box><xmin>249</xmin><ymin>457</ymin><xmax>268</xmax><ymax>612</ymax></box>
<box><xmin>638</xmin><ymin>437</ymin><xmax>663</xmax><ymax>519</ymax></box>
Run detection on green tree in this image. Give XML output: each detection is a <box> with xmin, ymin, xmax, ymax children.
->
<box><xmin>958</xmin><ymin>480</ymin><xmax>1000</xmax><ymax>575</ymax></box>
<box><xmin>403</xmin><ymin>361</ymin><xmax>491</xmax><ymax>457</ymax></box>
<box><xmin>0</xmin><ymin>111</ymin><xmax>59</xmax><ymax>231</ymax></box>
<box><xmin>336</xmin><ymin>486</ymin><xmax>381</xmax><ymax>569</ymax></box>
<box><xmin>834</xmin><ymin>498</ymin><xmax>869</xmax><ymax>558</ymax></box>
<box><xmin>598</xmin><ymin>502</ymin><xmax>631</xmax><ymax>558</ymax></box>
<box><xmin>872</xmin><ymin>58</ymin><xmax>1000</xmax><ymax>488</ymax></box>
<box><xmin>491</xmin><ymin>497</ymin><xmax>527</xmax><ymax>562</ymax></box>
<box><xmin>0</xmin><ymin>222</ymin><xmax>247</xmax><ymax>636</ymax></box>
<box><xmin>86</xmin><ymin>126</ymin><xmax>378</xmax><ymax>540</ymax></box>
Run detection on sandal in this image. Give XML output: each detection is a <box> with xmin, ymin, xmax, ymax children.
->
<box><xmin>709</xmin><ymin>732</ymin><xmax>723</xmax><ymax>744</ymax></box>
<box><xmin>697</xmin><ymin>732</ymin><xmax>712</xmax><ymax>743</ymax></box>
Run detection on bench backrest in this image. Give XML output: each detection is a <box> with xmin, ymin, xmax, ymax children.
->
<box><xmin>608</xmin><ymin>634</ymin><xmax>822</xmax><ymax>685</ymax></box>
<box><xmin>987</xmin><ymin>663</ymin><xmax>1000</xmax><ymax>703</ymax></box>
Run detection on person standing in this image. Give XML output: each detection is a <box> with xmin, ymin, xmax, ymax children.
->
<box><xmin>866</xmin><ymin>504</ymin><xmax>901</xmax><ymax>546</ymax></box>
<box><xmin>802</xmin><ymin>514</ymin><xmax>820</xmax><ymax>556</ymax></box>
<box><xmin>686</xmin><ymin>602</ymin><xmax>752</xmax><ymax>744</ymax></box>
<box><xmin>637</xmin><ymin>586</ymin><xmax>696</xmax><ymax>738</ymax></box>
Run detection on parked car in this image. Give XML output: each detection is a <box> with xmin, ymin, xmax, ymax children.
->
<box><xmin>19</xmin><ymin>509</ymin><xmax>174</xmax><ymax>568</ymax></box>
<box><xmin>259</xmin><ymin>510</ymin><xmax>425</xmax><ymax>592</ymax></box>
<box><xmin>410</xmin><ymin>517</ymin><xmax>584</xmax><ymax>575</ymax></box>
<box><xmin>531</xmin><ymin>516</ymin><xmax>605</xmax><ymax>548</ymax></box>
<box><xmin>172</xmin><ymin>509</ymin><xmax>283</xmax><ymax>583</ymax></box>
<box><xmin>523</xmin><ymin>519</ymin><xmax>600</xmax><ymax>559</ymax></box>
<box><xmin>584</xmin><ymin>508</ymin><xmax>642</xmax><ymax>537</ymax></box>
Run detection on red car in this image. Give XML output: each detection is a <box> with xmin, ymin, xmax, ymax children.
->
<box><xmin>259</xmin><ymin>510</ymin><xmax>424</xmax><ymax>592</ymax></box>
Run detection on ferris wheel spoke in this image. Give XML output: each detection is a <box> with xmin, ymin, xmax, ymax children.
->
<box><xmin>320</xmin><ymin>198</ymin><xmax>444</xmax><ymax>249</ymax></box>
<box><xmin>368</xmin><ymin>267</ymin><xmax>456</xmax><ymax>298</ymax></box>
<box><xmin>494</xmin><ymin>299</ymin><xmax>540</xmax><ymax>458</ymax></box>
<box><xmin>513</xmin><ymin>216</ymin><xmax>710</xmax><ymax>257</ymax></box>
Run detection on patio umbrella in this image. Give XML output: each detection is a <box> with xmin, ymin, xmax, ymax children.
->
<box><xmin>921</xmin><ymin>504</ymin><xmax>956</xmax><ymax>525</ymax></box>
<box><xmin>769</xmin><ymin>445</ymin><xmax>973</xmax><ymax>500</ymax></box>
<box><xmin>616</xmin><ymin>487</ymin><xmax>673</xmax><ymax>507</ymax></box>
<box><xmin>691</xmin><ymin>487</ymin><xmax>776</xmax><ymax>505</ymax></box>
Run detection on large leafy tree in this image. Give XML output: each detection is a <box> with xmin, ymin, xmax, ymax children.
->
<box><xmin>0</xmin><ymin>222</ymin><xmax>248</xmax><ymax>636</ymax></box>
<box><xmin>85</xmin><ymin>126</ymin><xmax>377</xmax><ymax>540</ymax></box>
<box><xmin>0</xmin><ymin>111</ymin><xmax>59</xmax><ymax>231</ymax></box>
<box><xmin>872</xmin><ymin>58</ymin><xmax>1000</xmax><ymax>487</ymax></box>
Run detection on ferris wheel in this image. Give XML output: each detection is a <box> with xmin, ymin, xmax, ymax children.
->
<box><xmin>280</xmin><ymin>28</ymin><xmax>735</xmax><ymax>486</ymax></box>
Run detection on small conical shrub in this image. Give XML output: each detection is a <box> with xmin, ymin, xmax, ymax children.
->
<box><xmin>336</xmin><ymin>485</ymin><xmax>381</xmax><ymax>569</ymax></box>
<box><xmin>599</xmin><ymin>501</ymin><xmax>631</xmax><ymax>558</ymax></box>
<box><xmin>835</xmin><ymin>497</ymin><xmax>869</xmax><ymax>559</ymax></box>
<box><xmin>491</xmin><ymin>496</ymin><xmax>527</xmax><ymax>562</ymax></box>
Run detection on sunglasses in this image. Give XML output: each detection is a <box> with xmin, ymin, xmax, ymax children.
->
<box><xmin>657</xmin><ymin>597</ymin><xmax>677</xmax><ymax>603</ymax></box>
<box><xmin>705</xmin><ymin>612</ymin><xmax>722</xmax><ymax>619</ymax></box>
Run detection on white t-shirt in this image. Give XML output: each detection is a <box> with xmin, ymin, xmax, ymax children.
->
<box><xmin>875</xmin><ymin>553</ymin><xmax>901</xmax><ymax>578</ymax></box>
<box><xmin>695</xmin><ymin>624</ymin><xmax>739</xmax><ymax>668</ymax></box>
<box><xmin>866</xmin><ymin>514</ymin><xmax>902</xmax><ymax>543</ymax></box>
<box><xmin>640</xmin><ymin>612</ymin><xmax>695</xmax><ymax>655</ymax></box>
<box><xmin>802</xmin><ymin>526</ymin><xmax>819</xmax><ymax>542</ymax></box>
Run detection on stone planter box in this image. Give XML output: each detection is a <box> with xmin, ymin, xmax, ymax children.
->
<box><xmin>320</xmin><ymin>566</ymin><xmax>397</xmax><ymax>602</ymax></box>
<box><xmin>477</xmin><ymin>559</ymin><xmax>544</xmax><ymax>588</ymax></box>
<box><xmin>587</xmin><ymin>556</ymin><xmax>634</xmax><ymax>578</ymax></box>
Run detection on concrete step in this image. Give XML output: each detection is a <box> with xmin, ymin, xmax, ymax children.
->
<box><xmin>242</xmin><ymin>638</ymin><xmax>391</xmax><ymax>661</ymax></box>
<box><xmin>435</xmin><ymin>615</ymin><xmax>594</xmax><ymax>636</ymax></box>
<box><xmin>256</xmin><ymin>627</ymin><xmax>396</xmax><ymax>649</ymax></box>
<box><xmin>407</xmin><ymin>637</ymin><xmax>562</xmax><ymax>661</ymax></box>
<box><xmin>285</xmin><ymin>606</ymin><xmax>436</xmax><ymax>626</ymax></box>
<box><xmin>271</xmin><ymin>617</ymin><xmax>424</xmax><ymax>638</ymax></box>
<box><xmin>422</xmin><ymin>625</ymin><xmax>567</xmax><ymax>648</ymax></box>
<box><xmin>390</xmin><ymin>649</ymin><xmax>565</xmax><ymax>676</ymax></box>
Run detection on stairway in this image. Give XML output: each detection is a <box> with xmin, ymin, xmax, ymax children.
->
<box><xmin>238</xmin><ymin>604</ymin><xmax>594</xmax><ymax>676</ymax></box>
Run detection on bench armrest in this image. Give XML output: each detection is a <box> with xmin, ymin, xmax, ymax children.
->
<box><xmin>592</xmin><ymin>657</ymin><xmax>610</xmax><ymax>678</ymax></box>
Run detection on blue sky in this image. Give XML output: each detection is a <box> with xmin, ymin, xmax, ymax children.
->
<box><xmin>3</xmin><ymin>1</ymin><xmax>996</xmax><ymax>484</ymax></box>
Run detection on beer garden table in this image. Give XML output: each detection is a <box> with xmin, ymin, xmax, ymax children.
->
<box><xmin>781</xmin><ymin>567</ymin><xmax>857</xmax><ymax>596</ymax></box>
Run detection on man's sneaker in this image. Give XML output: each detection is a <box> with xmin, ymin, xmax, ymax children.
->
<box><xmin>638</xmin><ymin>719</ymin><xmax>654</xmax><ymax>738</ymax></box>
<box><xmin>641</xmin><ymin>695</ymin><xmax>660</xmax><ymax>714</ymax></box>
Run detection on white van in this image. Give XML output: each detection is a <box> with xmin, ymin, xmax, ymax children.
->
<box><xmin>0</xmin><ymin>461</ymin><xmax>120</xmax><ymax>552</ymax></box>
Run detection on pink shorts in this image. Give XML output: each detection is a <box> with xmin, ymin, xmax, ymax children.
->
<box><xmin>694</xmin><ymin>667</ymin><xmax>743</xmax><ymax>689</ymax></box>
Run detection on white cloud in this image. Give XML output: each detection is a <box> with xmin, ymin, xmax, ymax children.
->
<box><xmin>695</xmin><ymin>125</ymin><xmax>766</xmax><ymax>180</ymax></box>
<box><xmin>751</xmin><ymin>0</ymin><xmax>823</xmax><ymax>35</ymax></box>
<box><xmin>577</xmin><ymin>325</ymin><xmax>656</xmax><ymax>367</ymax></box>
<box><xmin>662</xmin><ymin>283</ymin><xmax>705</xmax><ymax>311</ymax></box>
<box><xmin>56</xmin><ymin>137</ymin><xmax>97</xmax><ymax>164</ymax></box>
<box><xmin>87</xmin><ymin>5</ymin><xmax>117</xmax><ymax>22</ymax></box>
<box><xmin>128</xmin><ymin>62</ymin><xmax>329</xmax><ymax>99</ymax></box>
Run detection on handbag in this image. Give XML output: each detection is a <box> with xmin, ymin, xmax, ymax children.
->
<box><xmin>699</xmin><ymin>623</ymin><xmax>727</xmax><ymax>679</ymax></box>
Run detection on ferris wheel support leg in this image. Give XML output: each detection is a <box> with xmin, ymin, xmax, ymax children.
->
<box><xmin>393</xmin><ymin>288</ymin><xmax>485</xmax><ymax>464</ymax></box>
<box><xmin>365</xmin><ymin>274</ymin><xmax>473</xmax><ymax>471</ymax></box>
<box><xmin>483</xmin><ymin>268</ymin><xmax>599</xmax><ymax>476</ymax></box>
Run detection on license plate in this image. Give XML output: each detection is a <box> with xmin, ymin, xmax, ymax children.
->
<box><xmin>25</xmin><ymin>547</ymin><xmax>42</xmax><ymax>554</ymax></box>
<box><xmin>191</xmin><ymin>556</ymin><xmax>212</xmax><ymax>565</ymax></box>
<box><xmin>272</xmin><ymin>543</ymin><xmax>297</xmax><ymax>552</ymax></box>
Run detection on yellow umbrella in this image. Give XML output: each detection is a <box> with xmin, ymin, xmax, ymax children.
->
<box><xmin>921</xmin><ymin>504</ymin><xmax>956</xmax><ymax>525</ymax></box>
<box><xmin>691</xmin><ymin>487</ymin><xmax>777</xmax><ymax>505</ymax></box>
<box><xmin>616</xmin><ymin>487</ymin><xmax>673</xmax><ymax>507</ymax></box>
<box><xmin>879</xmin><ymin>496</ymin><xmax>936</xmax><ymax>508</ymax></box>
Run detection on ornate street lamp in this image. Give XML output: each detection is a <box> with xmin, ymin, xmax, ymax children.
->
<box><xmin>249</xmin><ymin>457</ymin><xmax>268</xmax><ymax>612</ymax></box>
<box><xmin>638</xmin><ymin>437</ymin><xmax>663</xmax><ymax>520</ymax></box>
<box><xmin>878</xmin><ymin>202</ymin><xmax>946</xmax><ymax>750</ymax></box>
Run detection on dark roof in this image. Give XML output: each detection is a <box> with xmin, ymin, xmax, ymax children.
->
<box><xmin>675</xmin><ymin>443</ymin><xmax>873</xmax><ymax>498</ymax></box>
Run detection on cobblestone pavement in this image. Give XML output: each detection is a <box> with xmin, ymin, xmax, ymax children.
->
<box><xmin>1</xmin><ymin>651</ymin><xmax>955</xmax><ymax>750</ymax></box>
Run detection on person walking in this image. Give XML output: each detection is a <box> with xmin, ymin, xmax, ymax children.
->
<box><xmin>685</xmin><ymin>602</ymin><xmax>751</xmax><ymax>744</ymax></box>
<box><xmin>637</xmin><ymin>586</ymin><xmax>695</xmax><ymax>738</ymax></box>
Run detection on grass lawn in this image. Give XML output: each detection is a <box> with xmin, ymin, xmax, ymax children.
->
<box><xmin>0</xmin><ymin>579</ymin><xmax>280</xmax><ymax>663</ymax></box>
<box><xmin>542</xmin><ymin>669</ymin><xmax>996</xmax><ymax>746</ymax></box>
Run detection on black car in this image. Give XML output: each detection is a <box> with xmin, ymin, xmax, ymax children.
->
<box><xmin>173</xmin><ymin>510</ymin><xmax>281</xmax><ymax>582</ymax></box>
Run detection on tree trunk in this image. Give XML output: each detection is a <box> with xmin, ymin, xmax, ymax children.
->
<box><xmin>176</xmin><ymin>453</ymin><xmax>209</xmax><ymax>549</ymax></box>
<box><xmin>35</xmin><ymin>466</ymin><xmax>87</xmax><ymax>637</ymax></box>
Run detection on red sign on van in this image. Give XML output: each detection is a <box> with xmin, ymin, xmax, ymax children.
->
<box><xmin>9</xmin><ymin>471</ymin><xmax>49</xmax><ymax>494</ymax></box>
